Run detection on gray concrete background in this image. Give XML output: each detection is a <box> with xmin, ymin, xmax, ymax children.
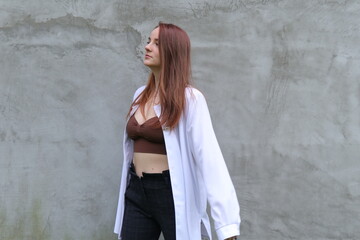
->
<box><xmin>1</xmin><ymin>0</ymin><xmax>360</xmax><ymax>239</ymax></box>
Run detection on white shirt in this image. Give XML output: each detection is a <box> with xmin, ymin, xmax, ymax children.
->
<box><xmin>114</xmin><ymin>86</ymin><xmax>241</xmax><ymax>240</ymax></box>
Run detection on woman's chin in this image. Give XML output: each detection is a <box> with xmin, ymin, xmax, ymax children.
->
<box><xmin>143</xmin><ymin>63</ymin><xmax>160</xmax><ymax>70</ymax></box>
<box><xmin>143</xmin><ymin>60</ymin><xmax>152</xmax><ymax>67</ymax></box>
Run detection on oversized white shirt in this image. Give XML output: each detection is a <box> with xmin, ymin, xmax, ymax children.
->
<box><xmin>114</xmin><ymin>86</ymin><xmax>241</xmax><ymax>240</ymax></box>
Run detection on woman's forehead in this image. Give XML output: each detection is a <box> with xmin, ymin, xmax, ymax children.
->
<box><xmin>149</xmin><ymin>27</ymin><xmax>159</xmax><ymax>39</ymax></box>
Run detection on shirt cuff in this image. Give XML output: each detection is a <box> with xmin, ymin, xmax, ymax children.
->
<box><xmin>216</xmin><ymin>223</ymin><xmax>240</xmax><ymax>240</ymax></box>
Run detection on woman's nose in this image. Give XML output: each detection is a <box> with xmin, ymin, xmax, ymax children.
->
<box><xmin>145</xmin><ymin>44</ymin><xmax>151</xmax><ymax>52</ymax></box>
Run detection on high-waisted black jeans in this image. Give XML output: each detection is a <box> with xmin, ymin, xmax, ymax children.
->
<box><xmin>121</xmin><ymin>163</ymin><xmax>176</xmax><ymax>240</ymax></box>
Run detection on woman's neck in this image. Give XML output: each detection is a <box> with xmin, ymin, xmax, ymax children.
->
<box><xmin>152</xmin><ymin>70</ymin><xmax>160</xmax><ymax>92</ymax></box>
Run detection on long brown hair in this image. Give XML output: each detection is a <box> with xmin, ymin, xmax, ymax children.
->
<box><xmin>128</xmin><ymin>22</ymin><xmax>192</xmax><ymax>130</ymax></box>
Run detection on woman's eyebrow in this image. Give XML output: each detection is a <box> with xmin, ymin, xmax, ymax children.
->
<box><xmin>148</xmin><ymin>37</ymin><xmax>159</xmax><ymax>41</ymax></box>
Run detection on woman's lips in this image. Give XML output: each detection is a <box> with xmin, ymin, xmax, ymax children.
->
<box><xmin>145</xmin><ymin>55</ymin><xmax>152</xmax><ymax>58</ymax></box>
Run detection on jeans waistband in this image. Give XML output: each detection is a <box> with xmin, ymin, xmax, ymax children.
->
<box><xmin>129</xmin><ymin>162</ymin><xmax>171</xmax><ymax>186</ymax></box>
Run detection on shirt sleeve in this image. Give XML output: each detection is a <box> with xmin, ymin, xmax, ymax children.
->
<box><xmin>186</xmin><ymin>88</ymin><xmax>241</xmax><ymax>240</ymax></box>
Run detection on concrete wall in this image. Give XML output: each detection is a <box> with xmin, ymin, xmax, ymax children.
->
<box><xmin>1</xmin><ymin>0</ymin><xmax>359</xmax><ymax>239</ymax></box>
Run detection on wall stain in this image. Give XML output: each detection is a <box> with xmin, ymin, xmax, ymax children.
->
<box><xmin>123</xmin><ymin>25</ymin><xmax>142</xmax><ymax>59</ymax></box>
<box><xmin>0</xmin><ymin>199</ymin><xmax>50</xmax><ymax>240</ymax></box>
<box><xmin>265</xmin><ymin>48</ymin><xmax>289</xmax><ymax>116</ymax></box>
<box><xmin>0</xmin><ymin>198</ymin><xmax>119</xmax><ymax>239</ymax></box>
<box><xmin>259</xmin><ymin>24</ymin><xmax>291</xmax><ymax>142</ymax></box>
<box><xmin>188</xmin><ymin>1</ymin><xmax>218</xmax><ymax>19</ymax></box>
<box><xmin>1</xmin><ymin>14</ymin><xmax>122</xmax><ymax>56</ymax></box>
<box><xmin>186</xmin><ymin>0</ymin><xmax>286</xmax><ymax>18</ymax></box>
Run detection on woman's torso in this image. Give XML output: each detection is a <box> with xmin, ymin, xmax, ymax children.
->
<box><xmin>126</xmin><ymin>101</ymin><xmax>169</xmax><ymax>177</ymax></box>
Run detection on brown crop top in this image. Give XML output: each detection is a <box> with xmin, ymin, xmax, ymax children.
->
<box><xmin>126</xmin><ymin>114</ymin><xmax>167</xmax><ymax>155</ymax></box>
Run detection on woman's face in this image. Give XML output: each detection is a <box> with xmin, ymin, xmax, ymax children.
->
<box><xmin>144</xmin><ymin>27</ymin><xmax>161</xmax><ymax>69</ymax></box>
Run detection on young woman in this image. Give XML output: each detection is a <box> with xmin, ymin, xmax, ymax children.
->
<box><xmin>114</xmin><ymin>22</ymin><xmax>240</xmax><ymax>240</ymax></box>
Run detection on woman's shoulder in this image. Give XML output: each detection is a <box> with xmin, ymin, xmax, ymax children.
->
<box><xmin>185</xmin><ymin>85</ymin><xmax>206</xmax><ymax>103</ymax></box>
<box><xmin>132</xmin><ymin>85</ymin><xmax>146</xmax><ymax>101</ymax></box>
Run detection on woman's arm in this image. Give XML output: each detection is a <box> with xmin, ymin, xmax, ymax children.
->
<box><xmin>186</xmin><ymin>88</ymin><xmax>241</xmax><ymax>240</ymax></box>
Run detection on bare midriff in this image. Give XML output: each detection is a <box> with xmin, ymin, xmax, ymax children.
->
<box><xmin>133</xmin><ymin>153</ymin><xmax>169</xmax><ymax>177</ymax></box>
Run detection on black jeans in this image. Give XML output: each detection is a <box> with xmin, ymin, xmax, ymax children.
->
<box><xmin>121</xmin><ymin>163</ymin><xmax>176</xmax><ymax>240</ymax></box>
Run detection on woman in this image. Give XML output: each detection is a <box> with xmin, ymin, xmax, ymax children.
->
<box><xmin>114</xmin><ymin>22</ymin><xmax>240</xmax><ymax>240</ymax></box>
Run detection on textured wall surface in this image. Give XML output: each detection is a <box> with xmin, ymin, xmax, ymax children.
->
<box><xmin>1</xmin><ymin>0</ymin><xmax>360</xmax><ymax>239</ymax></box>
